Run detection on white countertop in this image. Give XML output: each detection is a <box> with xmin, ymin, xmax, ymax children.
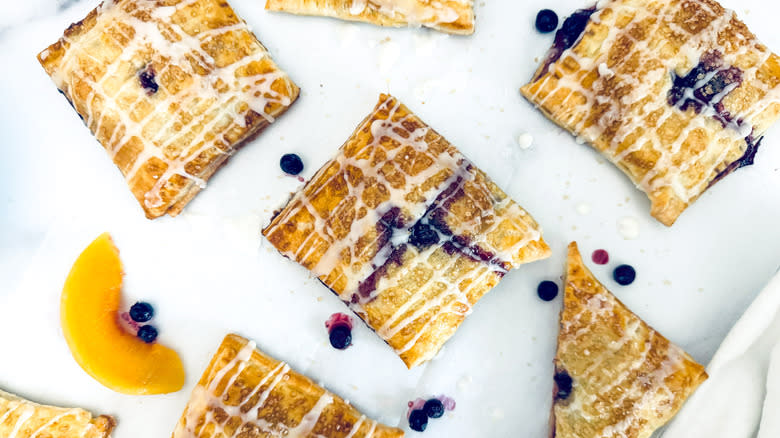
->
<box><xmin>1</xmin><ymin>0</ymin><xmax>780</xmax><ymax>436</ymax></box>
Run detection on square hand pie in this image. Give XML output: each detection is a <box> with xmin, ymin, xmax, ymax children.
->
<box><xmin>265</xmin><ymin>0</ymin><xmax>474</xmax><ymax>35</ymax></box>
<box><xmin>38</xmin><ymin>0</ymin><xmax>299</xmax><ymax>219</ymax></box>
<box><xmin>172</xmin><ymin>334</ymin><xmax>403</xmax><ymax>438</ymax></box>
<box><xmin>552</xmin><ymin>243</ymin><xmax>707</xmax><ymax>438</ymax></box>
<box><xmin>521</xmin><ymin>0</ymin><xmax>780</xmax><ymax>226</ymax></box>
<box><xmin>263</xmin><ymin>94</ymin><xmax>551</xmax><ymax>368</ymax></box>
<box><xmin>0</xmin><ymin>389</ymin><xmax>115</xmax><ymax>437</ymax></box>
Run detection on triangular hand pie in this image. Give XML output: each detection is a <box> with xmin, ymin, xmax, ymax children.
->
<box><xmin>0</xmin><ymin>389</ymin><xmax>115</xmax><ymax>438</ymax></box>
<box><xmin>552</xmin><ymin>243</ymin><xmax>707</xmax><ymax>438</ymax></box>
<box><xmin>265</xmin><ymin>0</ymin><xmax>475</xmax><ymax>35</ymax></box>
<box><xmin>172</xmin><ymin>334</ymin><xmax>403</xmax><ymax>437</ymax></box>
<box><xmin>263</xmin><ymin>94</ymin><xmax>550</xmax><ymax>368</ymax></box>
<box><xmin>522</xmin><ymin>0</ymin><xmax>780</xmax><ymax>226</ymax></box>
<box><xmin>38</xmin><ymin>0</ymin><xmax>299</xmax><ymax>218</ymax></box>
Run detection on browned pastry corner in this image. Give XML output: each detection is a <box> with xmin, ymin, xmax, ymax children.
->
<box><xmin>263</xmin><ymin>94</ymin><xmax>550</xmax><ymax>368</ymax></box>
<box><xmin>551</xmin><ymin>242</ymin><xmax>708</xmax><ymax>438</ymax></box>
<box><xmin>522</xmin><ymin>0</ymin><xmax>780</xmax><ymax>226</ymax></box>
<box><xmin>38</xmin><ymin>0</ymin><xmax>299</xmax><ymax>219</ymax></box>
<box><xmin>265</xmin><ymin>0</ymin><xmax>474</xmax><ymax>35</ymax></box>
<box><xmin>172</xmin><ymin>334</ymin><xmax>404</xmax><ymax>437</ymax></box>
<box><xmin>0</xmin><ymin>389</ymin><xmax>115</xmax><ymax>437</ymax></box>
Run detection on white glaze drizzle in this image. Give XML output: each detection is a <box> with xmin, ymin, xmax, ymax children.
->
<box><xmin>348</xmin><ymin>0</ymin><xmax>467</xmax><ymax>25</ymax></box>
<box><xmin>45</xmin><ymin>0</ymin><xmax>294</xmax><ymax>214</ymax></box>
<box><xmin>265</xmin><ymin>96</ymin><xmax>545</xmax><ymax>363</ymax></box>
<box><xmin>528</xmin><ymin>0</ymin><xmax>780</xmax><ymax>205</ymax></box>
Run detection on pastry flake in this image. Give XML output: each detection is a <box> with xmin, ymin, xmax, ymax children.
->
<box><xmin>263</xmin><ymin>94</ymin><xmax>551</xmax><ymax>368</ymax></box>
<box><xmin>521</xmin><ymin>0</ymin><xmax>780</xmax><ymax>226</ymax></box>
<box><xmin>552</xmin><ymin>242</ymin><xmax>707</xmax><ymax>438</ymax></box>
<box><xmin>0</xmin><ymin>389</ymin><xmax>115</xmax><ymax>438</ymax></box>
<box><xmin>265</xmin><ymin>0</ymin><xmax>475</xmax><ymax>35</ymax></box>
<box><xmin>38</xmin><ymin>0</ymin><xmax>299</xmax><ymax>219</ymax></box>
<box><xmin>172</xmin><ymin>334</ymin><xmax>403</xmax><ymax>438</ymax></box>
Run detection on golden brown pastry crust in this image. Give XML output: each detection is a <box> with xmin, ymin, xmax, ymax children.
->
<box><xmin>38</xmin><ymin>0</ymin><xmax>299</xmax><ymax>219</ymax></box>
<box><xmin>263</xmin><ymin>94</ymin><xmax>550</xmax><ymax>368</ymax></box>
<box><xmin>172</xmin><ymin>334</ymin><xmax>404</xmax><ymax>438</ymax></box>
<box><xmin>521</xmin><ymin>0</ymin><xmax>780</xmax><ymax>226</ymax></box>
<box><xmin>552</xmin><ymin>242</ymin><xmax>708</xmax><ymax>438</ymax></box>
<box><xmin>265</xmin><ymin>0</ymin><xmax>474</xmax><ymax>35</ymax></box>
<box><xmin>0</xmin><ymin>389</ymin><xmax>115</xmax><ymax>438</ymax></box>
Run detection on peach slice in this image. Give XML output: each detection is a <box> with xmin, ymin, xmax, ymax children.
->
<box><xmin>61</xmin><ymin>233</ymin><xmax>185</xmax><ymax>395</ymax></box>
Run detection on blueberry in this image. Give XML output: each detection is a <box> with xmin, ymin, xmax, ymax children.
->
<box><xmin>137</xmin><ymin>325</ymin><xmax>158</xmax><ymax>344</ymax></box>
<box><xmin>613</xmin><ymin>264</ymin><xmax>636</xmax><ymax>286</ymax></box>
<box><xmin>535</xmin><ymin>9</ymin><xmax>559</xmax><ymax>33</ymax></box>
<box><xmin>554</xmin><ymin>371</ymin><xmax>573</xmax><ymax>400</ymax></box>
<box><xmin>329</xmin><ymin>325</ymin><xmax>352</xmax><ymax>350</ymax></box>
<box><xmin>280</xmin><ymin>153</ymin><xmax>304</xmax><ymax>175</ymax></box>
<box><xmin>423</xmin><ymin>399</ymin><xmax>444</xmax><ymax>419</ymax></box>
<box><xmin>408</xmin><ymin>409</ymin><xmax>428</xmax><ymax>432</ymax></box>
<box><xmin>129</xmin><ymin>302</ymin><xmax>154</xmax><ymax>323</ymax></box>
<box><xmin>537</xmin><ymin>281</ymin><xmax>559</xmax><ymax>301</ymax></box>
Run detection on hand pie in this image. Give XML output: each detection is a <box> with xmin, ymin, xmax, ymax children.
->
<box><xmin>38</xmin><ymin>0</ymin><xmax>299</xmax><ymax>219</ymax></box>
<box><xmin>521</xmin><ymin>0</ymin><xmax>780</xmax><ymax>226</ymax></box>
<box><xmin>0</xmin><ymin>389</ymin><xmax>115</xmax><ymax>437</ymax></box>
<box><xmin>172</xmin><ymin>334</ymin><xmax>403</xmax><ymax>437</ymax></box>
<box><xmin>263</xmin><ymin>94</ymin><xmax>551</xmax><ymax>368</ymax></box>
<box><xmin>552</xmin><ymin>242</ymin><xmax>707</xmax><ymax>438</ymax></box>
<box><xmin>265</xmin><ymin>0</ymin><xmax>474</xmax><ymax>35</ymax></box>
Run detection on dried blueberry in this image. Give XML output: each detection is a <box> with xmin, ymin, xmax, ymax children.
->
<box><xmin>535</xmin><ymin>9</ymin><xmax>559</xmax><ymax>33</ymax></box>
<box><xmin>329</xmin><ymin>325</ymin><xmax>352</xmax><ymax>350</ymax></box>
<box><xmin>280</xmin><ymin>153</ymin><xmax>304</xmax><ymax>175</ymax></box>
<box><xmin>137</xmin><ymin>325</ymin><xmax>158</xmax><ymax>344</ymax></box>
<box><xmin>423</xmin><ymin>399</ymin><xmax>445</xmax><ymax>419</ymax></box>
<box><xmin>129</xmin><ymin>302</ymin><xmax>154</xmax><ymax>323</ymax></box>
<box><xmin>408</xmin><ymin>409</ymin><xmax>428</xmax><ymax>432</ymax></box>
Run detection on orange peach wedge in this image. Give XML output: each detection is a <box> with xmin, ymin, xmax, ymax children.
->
<box><xmin>61</xmin><ymin>233</ymin><xmax>185</xmax><ymax>395</ymax></box>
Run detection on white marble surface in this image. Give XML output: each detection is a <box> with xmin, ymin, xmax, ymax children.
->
<box><xmin>0</xmin><ymin>0</ymin><xmax>779</xmax><ymax>436</ymax></box>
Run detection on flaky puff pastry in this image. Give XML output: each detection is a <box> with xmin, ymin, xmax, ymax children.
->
<box><xmin>552</xmin><ymin>242</ymin><xmax>707</xmax><ymax>438</ymax></box>
<box><xmin>263</xmin><ymin>94</ymin><xmax>550</xmax><ymax>368</ymax></box>
<box><xmin>172</xmin><ymin>334</ymin><xmax>403</xmax><ymax>438</ymax></box>
<box><xmin>521</xmin><ymin>0</ymin><xmax>780</xmax><ymax>226</ymax></box>
<box><xmin>38</xmin><ymin>0</ymin><xmax>299</xmax><ymax>219</ymax></box>
<box><xmin>0</xmin><ymin>389</ymin><xmax>115</xmax><ymax>438</ymax></box>
<box><xmin>265</xmin><ymin>0</ymin><xmax>474</xmax><ymax>35</ymax></box>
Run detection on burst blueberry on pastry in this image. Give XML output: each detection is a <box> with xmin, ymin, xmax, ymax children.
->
<box><xmin>172</xmin><ymin>334</ymin><xmax>403</xmax><ymax>437</ymax></box>
<box><xmin>0</xmin><ymin>389</ymin><xmax>115</xmax><ymax>437</ymax></box>
<box><xmin>37</xmin><ymin>0</ymin><xmax>299</xmax><ymax>219</ymax></box>
<box><xmin>521</xmin><ymin>0</ymin><xmax>780</xmax><ymax>226</ymax></box>
<box><xmin>263</xmin><ymin>94</ymin><xmax>551</xmax><ymax>368</ymax></box>
<box><xmin>552</xmin><ymin>242</ymin><xmax>708</xmax><ymax>438</ymax></box>
<box><xmin>265</xmin><ymin>0</ymin><xmax>475</xmax><ymax>35</ymax></box>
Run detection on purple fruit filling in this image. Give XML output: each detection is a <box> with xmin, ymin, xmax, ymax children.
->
<box><xmin>138</xmin><ymin>65</ymin><xmax>159</xmax><ymax>95</ymax></box>
<box><xmin>534</xmin><ymin>7</ymin><xmax>597</xmax><ymax>81</ymax></box>
<box><xmin>554</xmin><ymin>370</ymin><xmax>573</xmax><ymax>401</ymax></box>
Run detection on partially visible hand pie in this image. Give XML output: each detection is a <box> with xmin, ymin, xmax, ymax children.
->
<box><xmin>172</xmin><ymin>334</ymin><xmax>403</xmax><ymax>438</ymax></box>
<box><xmin>0</xmin><ymin>389</ymin><xmax>115</xmax><ymax>438</ymax></box>
<box><xmin>265</xmin><ymin>0</ymin><xmax>475</xmax><ymax>35</ymax></box>
<box><xmin>38</xmin><ymin>0</ymin><xmax>299</xmax><ymax>219</ymax></box>
<box><xmin>263</xmin><ymin>94</ymin><xmax>550</xmax><ymax>368</ymax></box>
<box><xmin>552</xmin><ymin>242</ymin><xmax>707</xmax><ymax>438</ymax></box>
<box><xmin>521</xmin><ymin>0</ymin><xmax>780</xmax><ymax>226</ymax></box>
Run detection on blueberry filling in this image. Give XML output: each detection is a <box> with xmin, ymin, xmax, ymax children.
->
<box><xmin>668</xmin><ymin>51</ymin><xmax>743</xmax><ymax>117</ymax></box>
<box><xmin>409</xmin><ymin>222</ymin><xmax>440</xmax><ymax>249</ymax></box>
<box><xmin>534</xmin><ymin>7</ymin><xmax>597</xmax><ymax>81</ymax></box>
<box><xmin>554</xmin><ymin>371</ymin><xmax>573</xmax><ymax>400</ymax></box>
<box><xmin>138</xmin><ymin>65</ymin><xmax>158</xmax><ymax>95</ymax></box>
